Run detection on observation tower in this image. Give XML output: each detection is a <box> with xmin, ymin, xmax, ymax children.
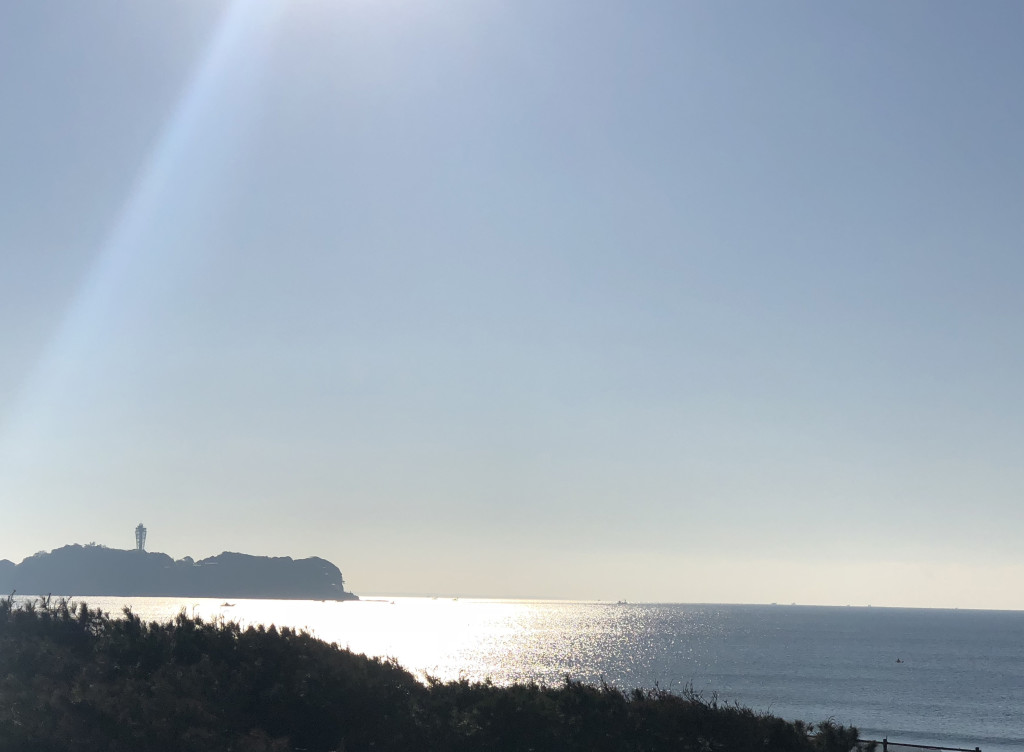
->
<box><xmin>135</xmin><ymin>523</ymin><xmax>147</xmax><ymax>552</ymax></box>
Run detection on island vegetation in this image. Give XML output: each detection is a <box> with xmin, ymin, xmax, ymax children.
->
<box><xmin>0</xmin><ymin>595</ymin><xmax>862</xmax><ymax>752</ymax></box>
<box><xmin>0</xmin><ymin>544</ymin><xmax>356</xmax><ymax>601</ymax></box>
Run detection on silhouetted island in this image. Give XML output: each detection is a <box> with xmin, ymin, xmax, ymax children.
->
<box><xmin>0</xmin><ymin>544</ymin><xmax>357</xmax><ymax>601</ymax></box>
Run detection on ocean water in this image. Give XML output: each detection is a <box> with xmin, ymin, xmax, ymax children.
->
<box><xmin>23</xmin><ymin>596</ymin><xmax>1023</xmax><ymax>751</ymax></box>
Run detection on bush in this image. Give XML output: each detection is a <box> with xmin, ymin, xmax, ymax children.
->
<box><xmin>0</xmin><ymin>595</ymin><xmax>859</xmax><ymax>752</ymax></box>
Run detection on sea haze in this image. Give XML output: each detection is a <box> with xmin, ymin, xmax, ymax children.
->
<box><xmin>36</xmin><ymin>596</ymin><xmax>1023</xmax><ymax>752</ymax></box>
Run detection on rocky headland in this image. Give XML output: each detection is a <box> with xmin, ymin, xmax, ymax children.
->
<box><xmin>0</xmin><ymin>544</ymin><xmax>357</xmax><ymax>601</ymax></box>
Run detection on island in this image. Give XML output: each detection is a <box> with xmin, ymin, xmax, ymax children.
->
<box><xmin>0</xmin><ymin>543</ymin><xmax>357</xmax><ymax>601</ymax></box>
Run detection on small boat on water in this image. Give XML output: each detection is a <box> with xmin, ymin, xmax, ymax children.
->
<box><xmin>220</xmin><ymin>602</ymin><xmax>235</xmax><ymax>607</ymax></box>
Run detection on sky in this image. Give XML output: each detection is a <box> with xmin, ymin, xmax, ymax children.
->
<box><xmin>1</xmin><ymin>1</ymin><xmax>1022</xmax><ymax>609</ymax></box>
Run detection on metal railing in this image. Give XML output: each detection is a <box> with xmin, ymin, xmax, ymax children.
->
<box><xmin>857</xmin><ymin>738</ymin><xmax>981</xmax><ymax>752</ymax></box>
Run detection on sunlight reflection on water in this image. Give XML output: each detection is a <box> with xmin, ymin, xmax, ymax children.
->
<box><xmin>52</xmin><ymin>595</ymin><xmax>711</xmax><ymax>687</ymax></box>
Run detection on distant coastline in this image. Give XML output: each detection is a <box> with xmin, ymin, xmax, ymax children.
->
<box><xmin>0</xmin><ymin>544</ymin><xmax>357</xmax><ymax>601</ymax></box>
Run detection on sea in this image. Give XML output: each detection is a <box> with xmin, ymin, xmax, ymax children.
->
<box><xmin>18</xmin><ymin>596</ymin><xmax>1023</xmax><ymax>751</ymax></box>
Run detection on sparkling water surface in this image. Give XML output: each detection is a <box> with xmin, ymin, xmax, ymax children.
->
<box><xmin>30</xmin><ymin>596</ymin><xmax>1023</xmax><ymax>752</ymax></box>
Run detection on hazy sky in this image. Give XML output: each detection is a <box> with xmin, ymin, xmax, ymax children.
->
<box><xmin>1</xmin><ymin>1</ymin><xmax>1022</xmax><ymax>608</ymax></box>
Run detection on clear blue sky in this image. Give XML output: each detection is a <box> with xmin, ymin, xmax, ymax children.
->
<box><xmin>1</xmin><ymin>1</ymin><xmax>1022</xmax><ymax>607</ymax></box>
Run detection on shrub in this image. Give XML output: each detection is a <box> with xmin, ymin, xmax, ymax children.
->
<box><xmin>0</xmin><ymin>596</ymin><xmax>859</xmax><ymax>752</ymax></box>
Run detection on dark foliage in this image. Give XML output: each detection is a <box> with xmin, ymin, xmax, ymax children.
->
<box><xmin>0</xmin><ymin>545</ymin><xmax>354</xmax><ymax>600</ymax></box>
<box><xmin>0</xmin><ymin>595</ymin><xmax>859</xmax><ymax>752</ymax></box>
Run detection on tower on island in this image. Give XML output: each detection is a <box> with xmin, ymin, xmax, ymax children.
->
<box><xmin>135</xmin><ymin>523</ymin><xmax>147</xmax><ymax>552</ymax></box>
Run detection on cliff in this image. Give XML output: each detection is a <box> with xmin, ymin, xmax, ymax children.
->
<box><xmin>0</xmin><ymin>545</ymin><xmax>357</xmax><ymax>601</ymax></box>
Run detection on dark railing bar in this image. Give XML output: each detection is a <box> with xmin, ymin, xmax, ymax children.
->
<box><xmin>858</xmin><ymin>738</ymin><xmax>981</xmax><ymax>752</ymax></box>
